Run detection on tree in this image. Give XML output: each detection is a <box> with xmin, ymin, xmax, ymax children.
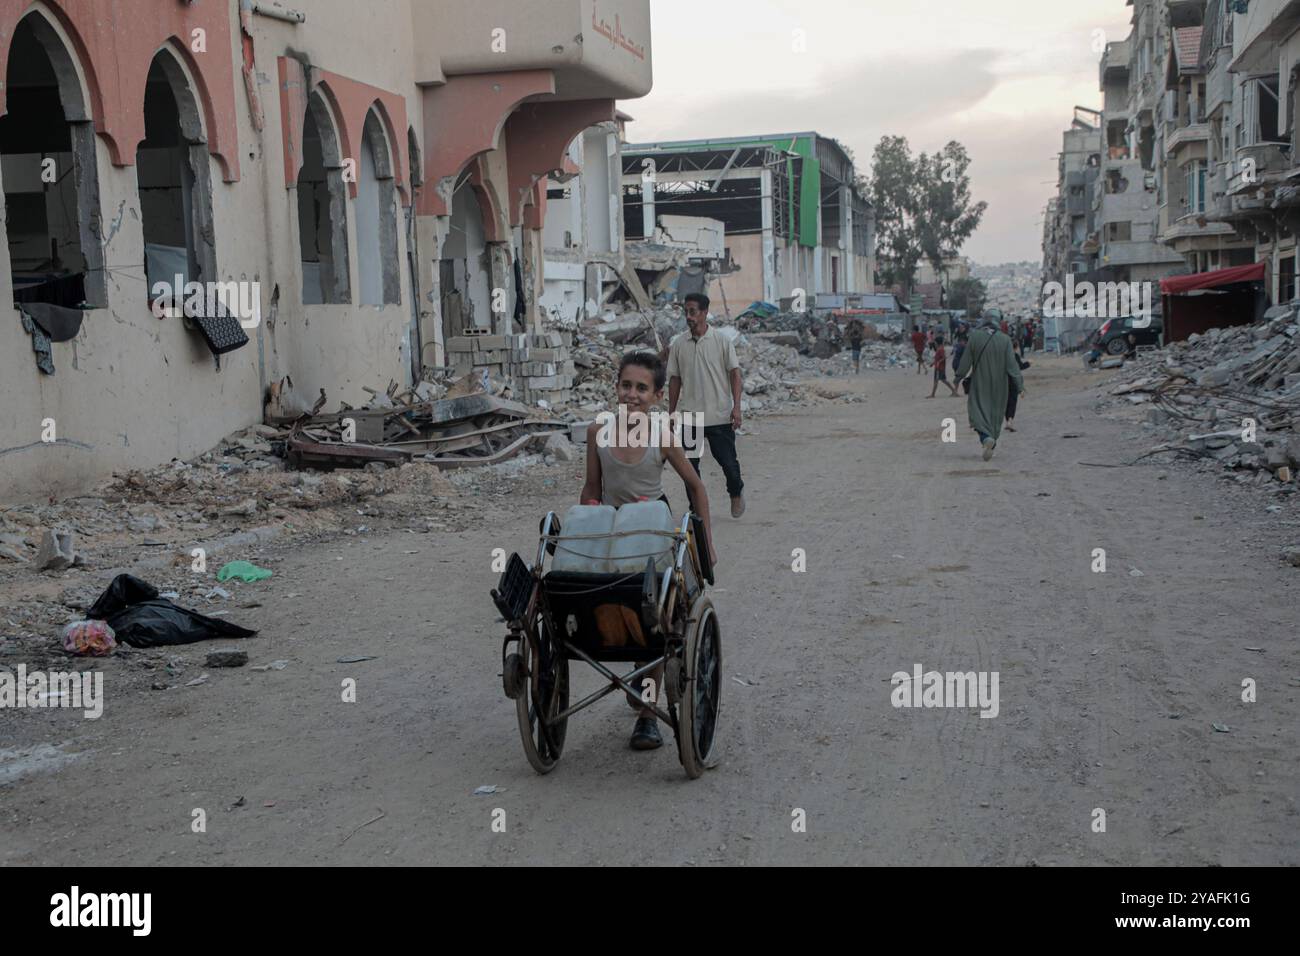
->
<box><xmin>870</xmin><ymin>136</ymin><xmax>922</xmax><ymax>295</ymax></box>
<box><xmin>947</xmin><ymin>276</ymin><xmax>987</xmax><ymax>314</ymax></box>
<box><xmin>914</xmin><ymin>142</ymin><xmax>988</xmax><ymax>283</ymax></box>
<box><xmin>869</xmin><ymin>137</ymin><xmax>987</xmax><ymax>297</ymax></box>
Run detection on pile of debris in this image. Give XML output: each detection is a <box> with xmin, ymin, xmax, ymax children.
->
<box><xmin>445</xmin><ymin>330</ymin><xmax>578</xmax><ymax>408</ymax></box>
<box><xmin>1097</xmin><ymin>308</ymin><xmax>1300</xmax><ymax>488</ymax></box>
<box><xmin>285</xmin><ymin>386</ymin><xmax>567</xmax><ymax>471</ymax></box>
<box><xmin>560</xmin><ymin>307</ymin><xmax>912</xmax><ymax>417</ymax></box>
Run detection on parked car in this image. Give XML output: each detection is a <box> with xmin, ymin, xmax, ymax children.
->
<box><xmin>1091</xmin><ymin>315</ymin><xmax>1163</xmax><ymax>355</ymax></box>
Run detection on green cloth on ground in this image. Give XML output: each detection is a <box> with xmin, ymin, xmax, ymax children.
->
<box><xmin>954</xmin><ymin>327</ymin><xmax>1023</xmax><ymax>442</ymax></box>
<box><xmin>216</xmin><ymin>560</ymin><xmax>273</xmax><ymax>583</ymax></box>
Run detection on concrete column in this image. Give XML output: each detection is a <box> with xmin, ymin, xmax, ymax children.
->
<box><xmin>607</xmin><ymin>131</ymin><xmax>623</xmax><ymax>257</ymax></box>
<box><xmin>841</xmin><ymin>185</ymin><xmax>854</xmax><ymax>293</ymax></box>
<box><xmin>641</xmin><ymin>163</ymin><xmax>656</xmax><ymax>238</ymax></box>
<box><xmin>812</xmin><ymin>196</ymin><xmax>823</xmax><ymax>295</ymax></box>
<box><xmin>417</xmin><ymin>214</ymin><xmax>445</xmax><ymax>368</ymax></box>
<box><xmin>760</xmin><ymin>168</ymin><xmax>776</xmax><ymax>303</ymax></box>
<box><xmin>521</xmin><ymin>226</ymin><xmax>545</xmax><ymax>332</ymax></box>
<box><xmin>489</xmin><ymin>241</ymin><xmax>513</xmax><ymax>335</ymax></box>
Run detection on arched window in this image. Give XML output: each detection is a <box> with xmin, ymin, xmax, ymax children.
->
<box><xmin>137</xmin><ymin>50</ymin><xmax>216</xmax><ymax>298</ymax></box>
<box><xmin>1</xmin><ymin>13</ymin><xmax>106</xmax><ymax>308</ymax></box>
<box><xmin>297</xmin><ymin>94</ymin><xmax>350</xmax><ymax>304</ymax></box>
<box><xmin>356</xmin><ymin>108</ymin><xmax>399</xmax><ymax>306</ymax></box>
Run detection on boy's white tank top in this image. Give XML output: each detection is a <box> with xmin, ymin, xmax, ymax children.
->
<box><xmin>596</xmin><ymin>442</ymin><xmax>665</xmax><ymax>506</ymax></box>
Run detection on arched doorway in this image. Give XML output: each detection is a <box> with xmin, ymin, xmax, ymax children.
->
<box><xmin>440</xmin><ymin>174</ymin><xmax>491</xmax><ymax>342</ymax></box>
<box><xmin>137</xmin><ymin>49</ymin><xmax>216</xmax><ymax>299</ymax></box>
<box><xmin>0</xmin><ymin>12</ymin><xmax>106</xmax><ymax>308</ymax></box>
<box><xmin>297</xmin><ymin>93</ymin><xmax>350</xmax><ymax>305</ymax></box>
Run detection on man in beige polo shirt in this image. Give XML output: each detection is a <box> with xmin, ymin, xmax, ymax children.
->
<box><xmin>667</xmin><ymin>292</ymin><xmax>746</xmax><ymax>518</ymax></box>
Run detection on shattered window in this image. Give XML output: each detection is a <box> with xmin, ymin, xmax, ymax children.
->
<box><xmin>1</xmin><ymin>14</ymin><xmax>106</xmax><ymax>310</ymax></box>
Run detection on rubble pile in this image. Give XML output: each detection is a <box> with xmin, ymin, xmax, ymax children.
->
<box><xmin>559</xmin><ymin>308</ymin><xmax>909</xmax><ymax>418</ymax></box>
<box><xmin>1098</xmin><ymin>309</ymin><xmax>1300</xmax><ymax>489</ymax></box>
<box><xmin>0</xmin><ymin>423</ymin><xmax>470</xmax><ymax>571</ymax></box>
<box><xmin>285</xmin><ymin>389</ymin><xmax>566</xmax><ymax>471</ymax></box>
<box><xmin>446</xmin><ymin>330</ymin><xmax>578</xmax><ymax>407</ymax></box>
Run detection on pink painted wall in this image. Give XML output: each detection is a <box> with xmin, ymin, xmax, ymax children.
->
<box><xmin>0</xmin><ymin>0</ymin><xmax>241</xmax><ymax>180</ymax></box>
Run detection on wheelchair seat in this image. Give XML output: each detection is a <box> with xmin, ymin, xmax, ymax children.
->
<box><xmin>543</xmin><ymin>501</ymin><xmax>680</xmax><ymax>662</ymax></box>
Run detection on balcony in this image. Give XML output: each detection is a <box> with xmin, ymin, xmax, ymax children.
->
<box><xmin>1230</xmin><ymin>0</ymin><xmax>1300</xmax><ymax>75</ymax></box>
<box><xmin>413</xmin><ymin>0</ymin><xmax>652</xmax><ymax>100</ymax></box>
<box><xmin>1166</xmin><ymin>123</ymin><xmax>1208</xmax><ymax>153</ymax></box>
<box><xmin>1160</xmin><ymin>216</ymin><xmax>1236</xmax><ymax>241</ymax></box>
<box><xmin>1100</xmin><ymin>38</ymin><xmax>1131</xmax><ymax>85</ymax></box>
<box><xmin>1229</xmin><ymin>142</ymin><xmax>1292</xmax><ymax>194</ymax></box>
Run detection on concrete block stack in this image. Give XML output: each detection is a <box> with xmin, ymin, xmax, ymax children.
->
<box><xmin>445</xmin><ymin>330</ymin><xmax>577</xmax><ymax>407</ymax></box>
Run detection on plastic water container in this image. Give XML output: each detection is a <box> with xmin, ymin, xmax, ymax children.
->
<box><xmin>551</xmin><ymin>505</ymin><xmax>616</xmax><ymax>573</ymax></box>
<box><xmin>608</xmin><ymin>500</ymin><xmax>675</xmax><ymax>574</ymax></box>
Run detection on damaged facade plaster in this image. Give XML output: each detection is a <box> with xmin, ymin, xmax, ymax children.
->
<box><xmin>0</xmin><ymin>0</ymin><xmax>651</xmax><ymax>501</ymax></box>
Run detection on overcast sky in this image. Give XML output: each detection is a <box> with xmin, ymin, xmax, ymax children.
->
<box><xmin>625</xmin><ymin>0</ymin><xmax>1134</xmax><ymax>265</ymax></box>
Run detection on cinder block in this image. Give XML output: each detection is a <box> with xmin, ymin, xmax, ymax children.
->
<box><xmin>475</xmin><ymin>335</ymin><xmax>508</xmax><ymax>350</ymax></box>
<box><xmin>529</xmin><ymin>348</ymin><xmax>561</xmax><ymax>362</ymax></box>
<box><xmin>446</xmin><ymin>336</ymin><xmax>477</xmax><ymax>353</ymax></box>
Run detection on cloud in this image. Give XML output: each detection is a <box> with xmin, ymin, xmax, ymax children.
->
<box><xmin>628</xmin><ymin>50</ymin><xmax>1001</xmax><ymax>153</ymax></box>
<box><xmin>627</xmin><ymin>0</ymin><xmax>1136</xmax><ymax>262</ymax></box>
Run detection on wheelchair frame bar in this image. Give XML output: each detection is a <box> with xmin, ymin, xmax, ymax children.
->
<box><xmin>553</xmin><ymin>640</ymin><xmax>676</xmax><ymax>725</ymax></box>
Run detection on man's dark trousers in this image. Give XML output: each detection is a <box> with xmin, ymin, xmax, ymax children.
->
<box><xmin>690</xmin><ymin>424</ymin><xmax>744</xmax><ymax>498</ymax></box>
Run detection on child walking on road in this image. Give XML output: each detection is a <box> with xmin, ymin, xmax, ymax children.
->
<box><xmin>927</xmin><ymin>335</ymin><xmax>959</xmax><ymax>398</ymax></box>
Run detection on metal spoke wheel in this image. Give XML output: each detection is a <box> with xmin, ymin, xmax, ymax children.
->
<box><xmin>516</xmin><ymin>622</ymin><xmax>569</xmax><ymax>774</ymax></box>
<box><xmin>677</xmin><ymin>598</ymin><xmax>721</xmax><ymax>778</ymax></box>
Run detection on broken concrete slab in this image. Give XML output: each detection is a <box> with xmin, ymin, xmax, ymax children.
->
<box><xmin>544</xmin><ymin>433</ymin><xmax>577</xmax><ymax>462</ymax></box>
<box><xmin>35</xmin><ymin>529</ymin><xmax>76</xmax><ymax>571</ymax></box>
<box><xmin>205</xmin><ymin>649</ymin><xmax>249</xmax><ymax>668</ymax></box>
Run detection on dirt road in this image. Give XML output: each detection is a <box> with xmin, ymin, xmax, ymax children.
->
<box><xmin>3</xmin><ymin>356</ymin><xmax>1297</xmax><ymax>865</ymax></box>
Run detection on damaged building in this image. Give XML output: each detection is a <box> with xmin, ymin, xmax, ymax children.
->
<box><xmin>0</xmin><ymin>0</ymin><xmax>652</xmax><ymax>500</ymax></box>
<box><xmin>619</xmin><ymin>133</ymin><xmax>874</xmax><ymax>314</ymax></box>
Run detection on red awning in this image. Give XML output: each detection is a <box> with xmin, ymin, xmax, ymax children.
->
<box><xmin>1160</xmin><ymin>262</ymin><xmax>1266</xmax><ymax>295</ymax></box>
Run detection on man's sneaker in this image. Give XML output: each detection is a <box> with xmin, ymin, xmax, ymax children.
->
<box><xmin>982</xmin><ymin>438</ymin><xmax>997</xmax><ymax>462</ymax></box>
<box><xmin>730</xmin><ymin>495</ymin><xmax>746</xmax><ymax>518</ymax></box>
<box><xmin>630</xmin><ymin>716</ymin><xmax>662</xmax><ymax>750</ymax></box>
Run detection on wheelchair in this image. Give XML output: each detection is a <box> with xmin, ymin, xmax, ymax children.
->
<box><xmin>491</xmin><ymin>500</ymin><xmax>721</xmax><ymax>779</ymax></box>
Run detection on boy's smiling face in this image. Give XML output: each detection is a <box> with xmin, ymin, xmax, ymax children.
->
<box><xmin>617</xmin><ymin>362</ymin><xmax>661</xmax><ymax>414</ymax></box>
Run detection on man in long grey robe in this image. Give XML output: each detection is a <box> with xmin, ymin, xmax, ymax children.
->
<box><xmin>954</xmin><ymin>321</ymin><xmax>1024</xmax><ymax>461</ymax></box>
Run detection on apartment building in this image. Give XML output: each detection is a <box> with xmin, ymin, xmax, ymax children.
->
<box><xmin>1200</xmin><ymin>0</ymin><xmax>1300</xmax><ymax>304</ymax></box>
<box><xmin>1042</xmin><ymin>109</ymin><xmax>1103</xmax><ymax>288</ymax></box>
<box><xmin>1042</xmin><ymin>1</ymin><xmax>1280</xmax><ymax>296</ymax></box>
<box><xmin>0</xmin><ymin>0</ymin><xmax>652</xmax><ymax>499</ymax></box>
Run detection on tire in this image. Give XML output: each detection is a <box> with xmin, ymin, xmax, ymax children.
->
<box><xmin>516</xmin><ymin>623</ymin><xmax>569</xmax><ymax>774</ymax></box>
<box><xmin>1106</xmin><ymin>337</ymin><xmax>1128</xmax><ymax>356</ymax></box>
<box><xmin>677</xmin><ymin>598</ymin><xmax>722</xmax><ymax>779</ymax></box>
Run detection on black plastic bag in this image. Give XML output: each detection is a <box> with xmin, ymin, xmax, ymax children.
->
<box><xmin>86</xmin><ymin>574</ymin><xmax>258</xmax><ymax>648</ymax></box>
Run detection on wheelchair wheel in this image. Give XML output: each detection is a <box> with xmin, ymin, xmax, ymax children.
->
<box><xmin>677</xmin><ymin>597</ymin><xmax>721</xmax><ymax>779</ymax></box>
<box><xmin>516</xmin><ymin>622</ymin><xmax>569</xmax><ymax>774</ymax></box>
